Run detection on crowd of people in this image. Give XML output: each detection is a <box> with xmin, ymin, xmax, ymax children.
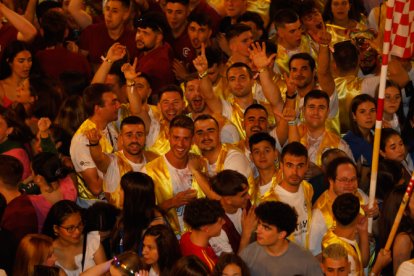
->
<box><xmin>0</xmin><ymin>0</ymin><xmax>414</xmax><ymax>274</ymax></box>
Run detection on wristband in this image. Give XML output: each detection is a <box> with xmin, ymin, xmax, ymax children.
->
<box><xmin>87</xmin><ymin>142</ymin><xmax>100</xmax><ymax>147</ymax></box>
<box><xmin>100</xmin><ymin>56</ymin><xmax>113</xmax><ymax>64</ymax></box>
<box><xmin>288</xmin><ymin>119</ymin><xmax>298</xmax><ymax>126</ymax></box>
<box><xmin>258</xmin><ymin>67</ymin><xmax>268</xmax><ymax>73</ymax></box>
<box><xmin>286</xmin><ymin>92</ymin><xmax>297</xmax><ymax>99</ymax></box>
<box><xmin>198</xmin><ymin>70</ymin><xmax>208</xmax><ymax>79</ymax></box>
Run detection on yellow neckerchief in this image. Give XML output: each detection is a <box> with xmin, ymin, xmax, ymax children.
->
<box><xmin>251</xmin><ymin>169</ymin><xmax>282</xmax><ymax>206</ymax></box>
<box><xmin>261</xmin><ymin>178</ymin><xmax>314</xmax><ymax>249</ymax></box>
<box><xmin>147</xmin><ymin>105</ymin><xmax>171</xmax><ymax>155</ymax></box>
<box><xmin>326</xmin><ymin>19</ymin><xmax>368</xmax><ymax>46</ymax></box>
<box><xmin>145</xmin><ymin>156</ymin><xmax>205</xmax><ymax>235</ymax></box>
<box><xmin>228</xmin><ymin>98</ymin><xmax>275</xmax><ymax>140</ymax></box>
<box><xmin>105</xmin><ymin>151</ymin><xmax>135</xmax><ymax>209</ymax></box>
<box><xmin>313</xmin><ymin>190</ymin><xmax>366</xmax><ymax>231</ymax></box>
<box><xmin>75</xmin><ymin>119</ymin><xmax>115</xmax><ymax>200</ymax></box>
<box><xmin>275</xmin><ymin>35</ymin><xmax>317</xmax><ymax>75</ymax></box>
<box><xmin>335</xmin><ymin>75</ymin><xmax>363</xmax><ymax>134</ymax></box>
<box><xmin>322</xmin><ymin>229</ymin><xmax>363</xmax><ymax>276</ymax></box>
<box><xmin>299</xmin><ymin>125</ymin><xmax>341</xmax><ymax>167</ymax></box>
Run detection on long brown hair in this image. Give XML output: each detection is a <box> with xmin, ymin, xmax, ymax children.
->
<box><xmin>13</xmin><ymin>234</ymin><xmax>54</xmax><ymax>276</ymax></box>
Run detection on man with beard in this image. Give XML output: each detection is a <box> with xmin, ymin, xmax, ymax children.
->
<box><xmin>70</xmin><ymin>84</ymin><xmax>120</xmax><ymax>207</ymax></box>
<box><xmin>85</xmin><ymin>116</ymin><xmax>158</xmax><ymax>208</ymax></box>
<box><xmin>193</xmin><ymin>114</ymin><xmax>251</xmax><ymax>179</ymax></box>
<box><xmin>135</xmin><ymin>12</ymin><xmax>175</xmax><ymax>103</ymax></box>
<box><xmin>79</xmin><ymin>0</ymin><xmax>136</xmax><ymax>71</ymax></box>
<box><xmin>184</xmin><ymin>76</ymin><xmax>240</xmax><ymax>144</ymax></box>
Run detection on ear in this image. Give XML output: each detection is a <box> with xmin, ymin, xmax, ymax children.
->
<box><xmin>379</xmin><ymin>150</ymin><xmax>386</xmax><ymax>158</ymax></box>
<box><xmin>6</xmin><ymin>126</ymin><xmax>13</xmax><ymax>137</ymax></box>
<box><xmin>53</xmin><ymin>225</ymin><xmax>59</xmax><ymax>236</ymax></box>
<box><xmin>278</xmin><ymin>230</ymin><xmax>288</xmax><ymax>240</ymax></box>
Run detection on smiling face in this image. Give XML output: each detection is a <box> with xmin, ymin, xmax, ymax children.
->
<box><xmin>289</xmin><ymin>58</ymin><xmax>315</xmax><ymax>89</ymax></box>
<box><xmin>53</xmin><ymin>212</ymin><xmax>84</xmax><ymax>244</ymax></box>
<box><xmin>168</xmin><ymin>127</ymin><xmax>193</xmax><ymax>160</ymax></box>
<box><xmin>10</xmin><ymin>50</ymin><xmax>32</xmax><ymax>79</ymax></box>
<box><xmin>194</xmin><ymin>118</ymin><xmax>220</xmax><ymax>153</ymax></box>
<box><xmin>243</xmin><ymin>108</ymin><xmax>268</xmax><ymax>139</ymax></box>
<box><xmin>380</xmin><ymin>134</ymin><xmax>406</xmax><ymax>162</ymax></box>
<box><xmin>303</xmin><ymin>97</ymin><xmax>329</xmax><ymax>130</ymax></box>
<box><xmin>120</xmin><ymin>123</ymin><xmax>146</xmax><ymax>156</ymax></box>
<box><xmin>185</xmin><ymin>79</ymin><xmax>206</xmax><ymax>113</ymax></box>
<box><xmin>353</xmin><ymin>101</ymin><xmax>376</xmax><ymax>131</ymax></box>
<box><xmin>158</xmin><ymin>91</ymin><xmax>185</xmax><ymax>122</ymax></box>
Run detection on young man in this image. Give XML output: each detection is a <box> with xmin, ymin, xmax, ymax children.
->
<box><xmin>85</xmin><ymin>116</ymin><xmax>158</xmax><ymax>208</ymax></box>
<box><xmin>321</xmin><ymin>193</ymin><xmax>368</xmax><ymax>276</ymax></box>
<box><xmin>70</xmin><ymin>83</ymin><xmax>120</xmax><ymax>206</ymax></box>
<box><xmin>209</xmin><ymin>170</ymin><xmax>256</xmax><ymax>255</ymax></box>
<box><xmin>249</xmin><ymin>132</ymin><xmax>280</xmax><ymax>204</ymax></box>
<box><xmin>180</xmin><ymin>198</ymin><xmax>225</xmax><ymax>271</ymax></box>
<box><xmin>79</xmin><ymin>0</ymin><xmax>136</xmax><ymax>71</ymax></box>
<box><xmin>321</xmin><ymin>243</ymin><xmax>351</xmax><ymax>276</ymax></box>
<box><xmin>240</xmin><ymin>201</ymin><xmax>322</xmax><ymax>275</ymax></box>
<box><xmin>309</xmin><ymin>156</ymin><xmax>378</xmax><ymax>261</ymax></box>
<box><xmin>145</xmin><ymin>115</ymin><xmax>214</xmax><ymax>235</ymax></box>
<box><xmin>226</xmin><ymin>23</ymin><xmax>253</xmax><ymax>66</ymax></box>
<box><xmin>193</xmin><ymin>114</ymin><xmax>251</xmax><ymax>179</ymax></box>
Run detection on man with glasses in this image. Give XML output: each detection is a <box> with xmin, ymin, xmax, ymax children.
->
<box><xmin>309</xmin><ymin>156</ymin><xmax>379</xmax><ymax>257</ymax></box>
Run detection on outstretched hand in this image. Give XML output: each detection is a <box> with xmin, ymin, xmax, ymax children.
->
<box><xmin>106</xmin><ymin>42</ymin><xmax>127</xmax><ymax>63</ymax></box>
<box><xmin>121</xmin><ymin>57</ymin><xmax>141</xmax><ymax>82</ymax></box>
<box><xmin>249</xmin><ymin>42</ymin><xmax>276</xmax><ymax>70</ymax></box>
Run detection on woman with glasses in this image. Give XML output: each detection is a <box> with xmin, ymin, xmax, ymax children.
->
<box><xmin>42</xmin><ymin>200</ymin><xmax>107</xmax><ymax>276</ymax></box>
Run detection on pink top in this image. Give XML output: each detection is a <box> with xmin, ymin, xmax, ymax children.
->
<box><xmin>29</xmin><ymin>176</ymin><xmax>77</xmax><ymax>232</ymax></box>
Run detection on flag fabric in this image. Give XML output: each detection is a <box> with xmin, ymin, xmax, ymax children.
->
<box><xmin>387</xmin><ymin>0</ymin><xmax>414</xmax><ymax>58</ymax></box>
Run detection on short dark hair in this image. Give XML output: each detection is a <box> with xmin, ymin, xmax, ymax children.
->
<box><xmin>159</xmin><ymin>84</ymin><xmax>184</xmax><ymax>100</ymax></box>
<box><xmin>332</xmin><ymin>193</ymin><xmax>360</xmax><ymax>226</ymax></box>
<box><xmin>380</xmin><ymin>128</ymin><xmax>402</xmax><ymax>151</ymax></box>
<box><xmin>193</xmin><ymin>114</ymin><xmax>219</xmax><ymax>128</ymax></box>
<box><xmin>288</xmin><ymin>53</ymin><xmax>316</xmax><ymax>72</ymax></box>
<box><xmin>120</xmin><ymin>116</ymin><xmax>146</xmax><ymax>131</ymax></box>
<box><xmin>40</xmin><ymin>10</ymin><xmax>67</xmax><ymax>46</ymax></box>
<box><xmin>184</xmin><ymin>198</ymin><xmax>225</xmax><ymax>230</ymax></box>
<box><xmin>225</xmin><ymin>23</ymin><xmax>252</xmax><ymax>42</ymax></box>
<box><xmin>83</xmin><ymin>83</ymin><xmax>114</xmax><ymax>117</ymax></box>
<box><xmin>281</xmin><ymin>142</ymin><xmax>308</xmax><ymax>162</ymax></box>
<box><xmin>244</xmin><ymin>103</ymin><xmax>268</xmax><ymax>117</ymax></box>
<box><xmin>170</xmin><ymin>255</ymin><xmax>210</xmax><ymax>275</ymax></box>
<box><xmin>0</xmin><ymin>155</ymin><xmax>23</xmax><ymax>187</ymax></box>
<box><xmin>188</xmin><ymin>11</ymin><xmax>212</xmax><ymax>28</ymax></box>
<box><xmin>211</xmin><ymin>170</ymin><xmax>248</xmax><ymax>196</ymax></box>
<box><xmin>326</xmin><ymin>156</ymin><xmax>356</xmax><ymax>182</ymax></box>
<box><xmin>237</xmin><ymin>11</ymin><xmax>265</xmax><ymax>35</ymax></box>
<box><xmin>213</xmin><ymin>253</ymin><xmax>251</xmax><ymax>276</ymax></box>
<box><xmin>333</xmin><ymin>41</ymin><xmax>359</xmax><ymax>73</ymax></box>
<box><xmin>32</xmin><ymin>152</ymin><xmax>70</xmax><ymax>183</ymax></box>
<box><xmin>249</xmin><ymin>132</ymin><xmax>276</xmax><ymax>150</ymax></box>
<box><xmin>136</xmin><ymin>11</ymin><xmax>170</xmax><ymax>35</ymax></box>
<box><xmin>169</xmin><ymin>114</ymin><xmax>195</xmax><ymax>134</ymax></box>
<box><xmin>255</xmin><ymin>201</ymin><xmax>298</xmax><ymax>236</ymax></box>
<box><xmin>273</xmin><ymin>9</ymin><xmax>299</xmax><ymax>29</ymax></box>
<box><xmin>303</xmin><ymin>89</ymin><xmax>330</xmax><ymax>107</ymax></box>
<box><xmin>107</xmin><ymin>0</ymin><xmax>131</xmax><ymax>9</ymax></box>
<box><xmin>226</xmin><ymin>62</ymin><xmax>253</xmax><ymax>79</ymax></box>
<box><xmin>165</xmin><ymin>0</ymin><xmax>189</xmax><ymax>6</ymax></box>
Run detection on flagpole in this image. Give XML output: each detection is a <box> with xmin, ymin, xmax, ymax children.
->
<box><xmin>368</xmin><ymin>0</ymin><xmax>395</xmax><ymax>233</ymax></box>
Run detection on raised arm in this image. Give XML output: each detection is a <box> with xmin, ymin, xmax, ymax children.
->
<box><xmin>193</xmin><ymin>44</ymin><xmax>223</xmax><ymax>114</ymax></box>
<box><xmin>68</xmin><ymin>0</ymin><xmax>93</xmax><ymax>30</ymax></box>
<box><xmin>84</xmin><ymin>128</ymin><xmax>111</xmax><ymax>173</ymax></box>
<box><xmin>249</xmin><ymin>42</ymin><xmax>283</xmax><ymax>113</ymax></box>
<box><xmin>317</xmin><ymin>29</ymin><xmax>335</xmax><ymax>96</ymax></box>
<box><xmin>0</xmin><ymin>2</ymin><xmax>37</xmax><ymax>43</ymax></box>
<box><xmin>91</xmin><ymin>42</ymin><xmax>127</xmax><ymax>84</ymax></box>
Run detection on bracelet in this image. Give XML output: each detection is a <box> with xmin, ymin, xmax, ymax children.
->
<box><xmin>286</xmin><ymin>92</ymin><xmax>297</xmax><ymax>99</ymax></box>
<box><xmin>320</xmin><ymin>43</ymin><xmax>329</xmax><ymax>47</ymax></box>
<box><xmin>100</xmin><ymin>55</ymin><xmax>113</xmax><ymax>64</ymax></box>
<box><xmin>87</xmin><ymin>142</ymin><xmax>100</xmax><ymax>147</ymax></box>
<box><xmin>288</xmin><ymin>119</ymin><xmax>298</xmax><ymax>126</ymax></box>
<box><xmin>198</xmin><ymin>70</ymin><xmax>208</xmax><ymax>79</ymax></box>
<box><xmin>258</xmin><ymin>67</ymin><xmax>267</xmax><ymax>73</ymax></box>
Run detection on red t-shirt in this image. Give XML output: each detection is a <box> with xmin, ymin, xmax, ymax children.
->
<box><xmin>79</xmin><ymin>23</ymin><xmax>137</xmax><ymax>67</ymax></box>
<box><xmin>180</xmin><ymin>231</ymin><xmax>218</xmax><ymax>271</ymax></box>
<box><xmin>169</xmin><ymin>31</ymin><xmax>197</xmax><ymax>74</ymax></box>
<box><xmin>36</xmin><ymin>46</ymin><xmax>91</xmax><ymax>80</ymax></box>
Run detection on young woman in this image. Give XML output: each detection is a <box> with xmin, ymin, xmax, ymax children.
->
<box><xmin>42</xmin><ymin>200</ymin><xmax>106</xmax><ymax>275</ymax></box>
<box><xmin>110</xmin><ymin>172</ymin><xmax>166</xmax><ymax>256</ymax></box>
<box><xmin>0</xmin><ymin>41</ymin><xmax>33</xmax><ymax>107</ymax></box>
<box><xmin>12</xmin><ymin>234</ymin><xmax>62</xmax><ymax>276</ymax></box>
<box><xmin>377</xmin><ymin>80</ymin><xmax>405</xmax><ymax>132</ymax></box>
<box><xmin>29</xmin><ymin>152</ymin><xmax>77</xmax><ymax>232</ymax></box>
<box><xmin>141</xmin><ymin>225</ymin><xmax>181</xmax><ymax>276</ymax></box>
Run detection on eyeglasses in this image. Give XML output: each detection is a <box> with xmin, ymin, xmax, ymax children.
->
<box><xmin>335</xmin><ymin>177</ymin><xmax>358</xmax><ymax>184</ymax></box>
<box><xmin>58</xmin><ymin>221</ymin><xmax>84</xmax><ymax>233</ymax></box>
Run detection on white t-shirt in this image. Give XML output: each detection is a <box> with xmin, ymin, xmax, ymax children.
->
<box><xmin>396</xmin><ymin>259</ymin><xmax>414</xmax><ymax>276</ymax></box>
<box><xmin>164</xmin><ymin>156</ymin><xmax>193</xmax><ymax>232</ymax></box>
<box><xmin>207</xmin><ymin>147</ymin><xmax>252</xmax><ymax>179</ymax></box>
<box><xmin>259</xmin><ymin>180</ymin><xmax>272</xmax><ymax>197</ymax></box>
<box><xmin>221</xmin><ymin>122</ymin><xmax>240</xmax><ymax>144</ymax></box>
<box><xmin>274</xmin><ymin>184</ymin><xmax>309</xmax><ymax>248</ymax></box>
<box><xmin>103</xmin><ymin>151</ymin><xmax>146</xmax><ymax>193</ymax></box>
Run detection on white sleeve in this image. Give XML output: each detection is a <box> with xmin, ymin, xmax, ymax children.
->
<box><xmin>103</xmin><ymin>154</ymin><xmax>121</xmax><ymax>193</ymax></box>
<box><xmin>361</xmin><ymin>76</ymin><xmax>380</xmax><ymax>97</ymax></box>
<box><xmin>268</xmin><ymin>127</ymin><xmax>283</xmax><ymax>152</ymax></box>
<box><xmin>209</xmin><ymin>230</ymin><xmax>233</xmax><ymax>256</ymax></box>
<box><xmin>220</xmin><ymin>123</ymin><xmax>240</xmax><ymax>144</ymax></box>
<box><xmin>223</xmin><ymin>149</ymin><xmax>253</xmax><ymax>180</ymax></box>
<box><xmin>339</xmin><ymin>139</ymin><xmax>356</xmax><ymax>162</ymax></box>
<box><xmin>221</xmin><ymin>99</ymin><xmax>233</xmax><ymax>120</ymax></box>
<box><xmin>396</xmin><ymin>260</ymin><xmax>414</xmax><ymax>276</ymax></box>
<box><xmin>309</xmin><ymin>208</ymin><xmax>328</xmax><ymax>256</ymax></box>
<box><xmin>70</xmin><ymin>134</ymin><xmax>97</xmax><ymax>172</ymax></box>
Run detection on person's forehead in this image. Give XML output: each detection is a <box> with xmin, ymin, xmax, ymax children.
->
<box><xmin>306</xmin><ymin>97</ymin><xmax>328</xmax><ymax>106</ymax></box>
<box><xmin>336</xmin><ymin>163</ymin><xmax>356</xmax><ymax>175</ymax></box>
<box><xmin>228</xmin><ymin>66</ymin><xmax>250</xmax><ymax>76</ymax></box>
<box><xmin>166</xmin><ymin>2</ymin><xmax>187</xmax><ymax>10</ymax></box>
<box><xmin>291</xmin><ymin>58</ymin><xmax>311</xmax><ymax>68</ymax></box>
<box><xmin>160</xmin><ymin>91</ymin><xmax>182</xmax><ymax>100</ymax></box>
<box><xmin>195</xmin><ymin>119</ymin><xmax>217</xmax><ymax>129</ymax></box>
<box><xmin>121</xmin><ymin>123</ymin><xmax>145</xmax><ymax>132</ymax></box>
